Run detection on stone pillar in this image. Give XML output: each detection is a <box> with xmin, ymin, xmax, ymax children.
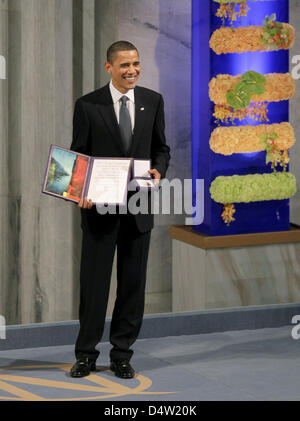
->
<box><xmin>95</xmin><ymin>0</ymin><xmax>118</xmax><ymax>88</ymax></box>
<box><xmin>116</xmin><ymin>0</ymin><xmax>192</xmax><ymax>312</ymax></box>
<box><xmin>289</xmin><ymin>0</ymin><xmax>300</xmax><ymax>226</ymax></box>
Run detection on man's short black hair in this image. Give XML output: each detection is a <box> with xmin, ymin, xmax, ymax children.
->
<box><xmin>107</xmin><ymin>41</ymin><xmax>139</xmax><ymax>64</ymax></box>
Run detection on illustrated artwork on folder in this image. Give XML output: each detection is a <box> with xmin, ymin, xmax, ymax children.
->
<box><xmin>192</xmin><ymin>0</ymin><xmax>297</xmax><ymax>235</ymax></box>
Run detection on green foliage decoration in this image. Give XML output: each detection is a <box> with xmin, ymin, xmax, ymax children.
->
<box><xmin>213</xmin><ymin>0</ymin><xmax>271</xmax><ymax>3</ymax></box>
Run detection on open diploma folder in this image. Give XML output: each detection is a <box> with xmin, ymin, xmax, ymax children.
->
<box><xmin>42</xmin><ymin>145</ymin><xmax>154</xmax><ymax>205</ymax></box>
<box><xmin>131</xmin><ymin>159</ymin><xmax>156</xmax><ymax>190</ymax></box>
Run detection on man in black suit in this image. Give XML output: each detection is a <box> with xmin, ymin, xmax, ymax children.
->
<box><xmin>69</xmin><ymin>41</ymin><xmax>170</xmax><ymax>379</ymax></box>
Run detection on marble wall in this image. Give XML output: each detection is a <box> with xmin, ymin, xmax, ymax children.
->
<box><xmin>0</xmin><ymin>0</ymin><xmax>9</xmax><ymax>324</ymax></box>
<box><xmin>115</xmin><ymin>0</ymin><xmax>192</xmax><ymax>313</ymax></box>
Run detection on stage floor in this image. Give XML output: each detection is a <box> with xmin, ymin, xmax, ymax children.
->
<box><xmin>0</xmin><ymin>325</ymin><xmax>299</xmax><ymax>401</ymax></box>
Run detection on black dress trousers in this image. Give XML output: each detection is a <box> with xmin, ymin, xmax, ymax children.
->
<box><xmin>75</xmin><ymin>212</ymin><xmax>151</xmax><ymax>362</ymax></box>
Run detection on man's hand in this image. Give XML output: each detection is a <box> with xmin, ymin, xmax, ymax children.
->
<box><xmin>148</xmin><ymin>168</ymin><xmax>161</xmax><ymax>187</ymax></box>
<box><xmin>78</xmin><ymin>198</ymin><xmax>93</xmax><ymax>209</ymax></box>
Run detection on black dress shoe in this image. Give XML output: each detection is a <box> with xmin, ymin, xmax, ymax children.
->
<box><xmin>70</xmin><ymin>358</ymin><xmax>96</xmax><ymax>378</ymax></box>
<box><xmin>110</xmin><ymin>360</ymin><xmax>135</xmax><ymax>379</ymax></box>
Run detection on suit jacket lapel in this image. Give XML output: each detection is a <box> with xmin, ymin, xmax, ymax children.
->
<box><xmin>96</xmin><ymin>84</ymin><xmax>126</xmax><ymax>155</ymax></box>
<box><xmin>128</xmin><ymin>87</ymin><xmax>147</xmax><ymax>156</ymax></box>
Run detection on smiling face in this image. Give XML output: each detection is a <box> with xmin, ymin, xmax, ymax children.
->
<box><xmin>104</xmin><ymin>49</ymin><xmax>141</xmax><ymax>94</ymax></box>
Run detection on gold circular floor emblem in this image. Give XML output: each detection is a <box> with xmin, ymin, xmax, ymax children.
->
<box><xmin>0</xmin><ymin>364</ymin><xmax>176</xmax><ymax>401</ymax></box>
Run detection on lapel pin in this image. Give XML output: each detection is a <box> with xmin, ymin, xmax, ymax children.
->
<box><xmin>140</xmin><ymin>107</ymin><xmax>145</xmax><ymax>111</ymax></box>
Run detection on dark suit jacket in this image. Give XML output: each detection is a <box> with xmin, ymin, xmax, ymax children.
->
<box><xmin>70</xmin><ymin>83</ymin><xmax>170</xmax><ymax>233</ymax></box>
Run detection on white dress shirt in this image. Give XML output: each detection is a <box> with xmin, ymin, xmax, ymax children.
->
<box><xmin>109</xmin><ymin>80</ymin><xmax>135</xmax><ymax>132</ymax></box>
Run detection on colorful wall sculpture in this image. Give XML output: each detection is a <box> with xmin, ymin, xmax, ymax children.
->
<box><xmin>192</xmin><ymin>0</ymin><xmax>297</xmax><ymax>236</ymax></box>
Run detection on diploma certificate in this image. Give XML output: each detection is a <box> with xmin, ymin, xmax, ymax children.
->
<box><xmin>86</xmin><ymin>158</ymin><xmax>132</xmax><ymax>205</ymax></box>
